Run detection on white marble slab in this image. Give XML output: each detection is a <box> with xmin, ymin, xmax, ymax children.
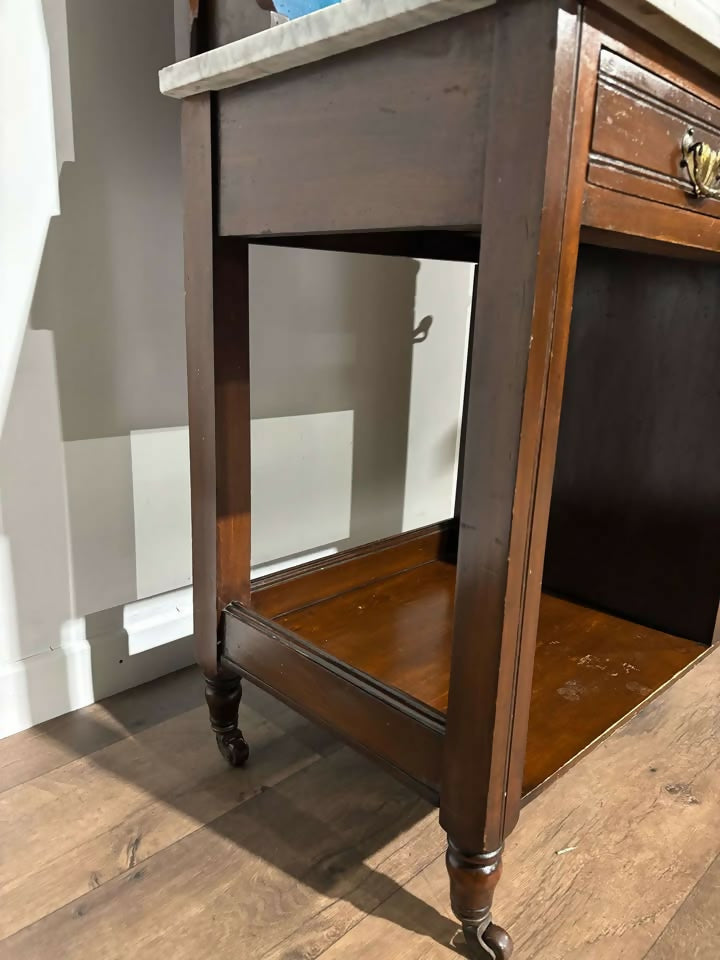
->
<box><xmin>602</xmin><ymin>0</ymin><xmax>720</xmax><ymax>75</ymax></box>
<box><xmin>159</xmin><ymin>0</ymin><xmax>720</xmax><ymax>100</ymax></box>
<box><xmin>159</xmin><ymin>0</ymin><xmax>494</xmax><ymax>98</ymax></box>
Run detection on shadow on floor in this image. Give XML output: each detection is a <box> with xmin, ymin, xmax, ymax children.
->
<box><xmin>35</xmin><ymin>665</ymin><xmax>460</xmax><ymax>957</ymax></box>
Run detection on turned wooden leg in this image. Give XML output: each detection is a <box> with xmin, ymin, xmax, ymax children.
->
<box><xmin>446</xmin><ymin>842</ymin><xmax>513</xmax><ymax>960</ymax></box>
<box><xmin>204</xmin><ymin>672</ymin><xmax>249</xmax><ymax>767</ymax></box>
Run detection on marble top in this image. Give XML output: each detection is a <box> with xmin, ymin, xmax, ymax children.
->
<box><xmin>160</xmin><ymin>0</ymin><xmax>494</xmax><ymax>98</ymax></box>
<box><xmin>159</xmin><ymin>0</ymin><xmax>720</xmax><ymax>99</ymax></box>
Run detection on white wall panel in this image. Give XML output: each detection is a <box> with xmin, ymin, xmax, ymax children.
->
<box><xmin>251</xmin><ymin>411</ymin><xmax>354</xmax><ymax>566</ymax></box>
<box><xmin>131</xmin><ymin>426</ymin><xmax>192</xmax><ymax>599</ymax></box>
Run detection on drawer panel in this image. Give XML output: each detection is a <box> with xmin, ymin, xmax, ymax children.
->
<box><xmin>217</xmin><ymin>9</ymin><xmax>493</xmax><ymax>237</ymax></box>
<box><xmin>589</xmin><ymin>48</ymin><xmax>720</xmax><ymax>216</ymax></box>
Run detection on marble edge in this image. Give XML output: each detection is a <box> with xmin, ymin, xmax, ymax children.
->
<box><xmin>159</xmin><ymin>0</ymin><xmax>494</xmax><ymax>99</ymax></box>
<box><xmin>159</xmin><ymin>0</ymin><xmax>720</xmax><ymax>100</ymax></box>
<box><xmin>601</xmin><ymin>0</ymin><xmax>720</xmax><ymax>77</ymax></box>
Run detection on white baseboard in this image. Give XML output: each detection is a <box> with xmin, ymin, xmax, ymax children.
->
<box><xmin>124</xmin><ymin>586</ymin><xmax>193</xmax><ymax>655</ymax></box>
<box><xmin>0</xmin><ymin>587</ymin><xmax>195</xmax><ymax>740</ymax></box>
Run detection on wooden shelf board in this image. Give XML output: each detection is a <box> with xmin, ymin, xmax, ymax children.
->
<box><xmin>272</xmin><ymin>559</ymin><xmax>704</xmax><ymax>793</ymax></box>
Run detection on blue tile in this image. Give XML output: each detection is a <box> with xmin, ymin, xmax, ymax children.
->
<box><xmin>274</xmin><ymin>0</ymin><xmax>342</xmax><ymax>19</ymax></box>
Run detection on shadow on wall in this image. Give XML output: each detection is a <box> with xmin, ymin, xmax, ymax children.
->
<box><xmin>29</xmin><ymin>0</ymin><xmax>188</xmax><ymax>615</ymax></box>
<box><xmin>249</xmin><ymin>247</ymin><xmax>418</xmax><ymax>565</ymax></box>
<box><xmin>0</xmin><ymin>0</ymin><xmax>473</xmax><ymax>737</ymax></box>
<box><xmin>249</xmin><ymin>249</ymin><xmax>473</xmax><ymax>571</ymax></box>
<box><xmin>0</xmin><ymin>0</ymin><xmax>191</xmax><ymax>735</ymax></box>
<box><xmin>31</xmin><ymin>0</ymin><xmax>187</xmax><ymax>445</ymax></box>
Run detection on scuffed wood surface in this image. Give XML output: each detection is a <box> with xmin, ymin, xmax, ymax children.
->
<box><xmin>645</xmin><ymin>853</ymin><xmax>720</xmax><ymax>960</ymax></box>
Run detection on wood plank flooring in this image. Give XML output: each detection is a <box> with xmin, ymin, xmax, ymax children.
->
<box><xmin>1</xmin><ymin>650</ymin><xmax>719</xmax><ymax>959</ymax></box>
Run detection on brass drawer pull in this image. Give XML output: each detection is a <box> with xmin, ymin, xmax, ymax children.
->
<box><xmin>681</xmin><ymin>128</ymin><xmax>720</xmax><ymax>199</ymax></box>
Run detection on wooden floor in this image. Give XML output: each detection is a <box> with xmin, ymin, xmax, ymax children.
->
<box><xmin>1</xmin><ymin>649</ymin><xmax>719</xmax><ymax>959</ymax></box>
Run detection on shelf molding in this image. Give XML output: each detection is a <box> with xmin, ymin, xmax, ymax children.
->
<box><xmin>224</xmin><ymin>602</ymin><xmax>445</xmax><ymax>800</ymax></box>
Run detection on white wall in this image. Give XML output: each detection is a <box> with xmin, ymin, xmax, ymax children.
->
<box><xmin>0</xmin><ymin>0</ymin><xmax>473</xmax><ymax>738</ymax></box>
<box><xmin>0</xmin><ymin>0</ymin><xmax>59</xmax><ymax>434</ymax></box>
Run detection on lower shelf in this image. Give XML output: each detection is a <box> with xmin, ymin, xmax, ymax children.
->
<box><xmin>267</xmin><ymin>559</ymin><xmax>703</xmax><ymax>794</ymax></box>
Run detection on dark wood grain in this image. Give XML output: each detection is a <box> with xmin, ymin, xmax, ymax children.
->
<box><xmin>446</xmin><ymin>845</ymin><xmax>511</xmax><ymax>960</ymax></box>
<box><xmin>440</xmin><ymin>0</ymin><xmax>583</xmax><ymax>859</ymax></box>
<box><xmin>180</xmin><ymin>93</ymin><xmax>219</xmax><ymax>676</ymax></box>
<box><xmin>583</xmin><ymin>182</ymin><xmax>720</xmax><ymax>253</ymax></box>
<box><xmin>584</xmin><ymin>4</ymin><xmax>720</xmax><ymax>112</ymax></box>
<box><xmin>544</xmin><ymin>244</ymin><xmax>720</xmax><ymax>646</ymax></box>
<box><xmin>223</xmin><ymin>605</ymin><xmax>444</xmax><ymax>799</ymax></box>
<box><xmin>204</xmin><ymin>672</ymin><xmax>249</xmax><ymax>767</ymax></box>
<box><xmin>589</xmin><ymin>48</ymin><xmax>720</xmax><ymax>216</ymax></box>
<box><xmin>250</xmin><ymin>557</ymin><xmax>703</xmax><ymax>794</ymax></box>
<box><xmin>581</xmin><ymin>6</ymin><xmax>720</xmax><ymax>222</ymax></box>
<box><xmin>580</xmin><ymin>11</ymin><xmax>720</xmax><ymax>251</ymax></box>
<box><xmin>252</xmin><ymin>523</ymin><xmax>453</xmax><ymax>620</ymax></box>
<box><xmin>217</xmin><ymin>9</ymin><xmax>494</xmax><ymax>236</ymax></box>
<box><xmin>523</xmin><ymin>593</ymin><xmax>702</xmax><ymax>792</ymax></box>
<box><xmin>580</xmin><ymin>223</ymin><xmax>720</xmax><ymax>260</ymax></box>
<box><xmin>276</xmin><ymin>561</ymin><xmax>456</xmax><ymax>712</ymax></box>
<box><xmin>181</xmin><ymin>94</ymin><xmax>252</xmax><ymax>675</ymax></box>
<box><xmin>501</xmin><ymin>8</ymin><xmax>605</xmax><ymax>825</ymax></box>
<box><xmin>177</xmin><ymin>3</ymin><xmax>720</xmax><ymax>954</ymax></box>
<box><xmin>453</xmin><ymin>263</ymin><xmax>478</xmax><ymax>526</ymax></box>
<box><xmin>212</xmin><ymin>237</ymin><xmax>252</xmax><ymax>617</ymax></box>
<box><xmin>251</xmin><ymin>231</ymin><xmax>481</xmax><ymax>263</ymax></box>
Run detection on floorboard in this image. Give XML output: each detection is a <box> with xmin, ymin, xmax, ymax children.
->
<box><xmin>0</xmin><ymin>667</ymin><xmax>202</xmax><ymax>793</ymax></box>
<box><xmin>643</xmin><ymin>853</ymin><xmax>720</xmax><ymax>960</ymax></box>
<box><xmin>0</xmin><ymin>684</ymin><xmax>338</xmax><ymax>941</ymax></box>
<box><xmin>1</xmin><ymin>649</ymin><xmax>718</xmax><ymax>959</ymax></box>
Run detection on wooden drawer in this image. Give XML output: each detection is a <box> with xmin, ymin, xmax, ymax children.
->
<box><xmin>589</xmin><ymin>47</ymin><xmax>720</xmax><ymax>216</ymax></box>
<box><xmin>217</xmin><ymin>9</ymin><xmax>493</xmax><ymax>237</ymax></box>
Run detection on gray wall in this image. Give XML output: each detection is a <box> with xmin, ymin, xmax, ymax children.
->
<box><xmin>0</xmin><ymin>0</ymin><xmax>473</xmax><ymax>736</ymax></box>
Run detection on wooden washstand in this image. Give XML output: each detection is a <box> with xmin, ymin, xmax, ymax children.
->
<box><xmin>162</xmin><ymin>1</ymin><xmax>720</xmax><ymax>954</ymax></box>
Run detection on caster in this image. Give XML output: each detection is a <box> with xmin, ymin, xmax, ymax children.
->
<box><xmin>462</xmin><ymin>920</ymin><xmax>513</xmax><ymax>959</ymax></box>
<box><xmin>215</xmin><ymin>729</ymin><xmax>250</xmax><ymax>767</ymax></box>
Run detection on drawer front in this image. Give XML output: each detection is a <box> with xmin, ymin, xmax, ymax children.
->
<box><xmin>217</xmin><ymin>9</ymin><xmax>493</xmax><ymax>237</ymax></box>
<box><xmin>590</xmin><ymin>48</ymin><xmax>720</xmax><ymax>215</ymax></box>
